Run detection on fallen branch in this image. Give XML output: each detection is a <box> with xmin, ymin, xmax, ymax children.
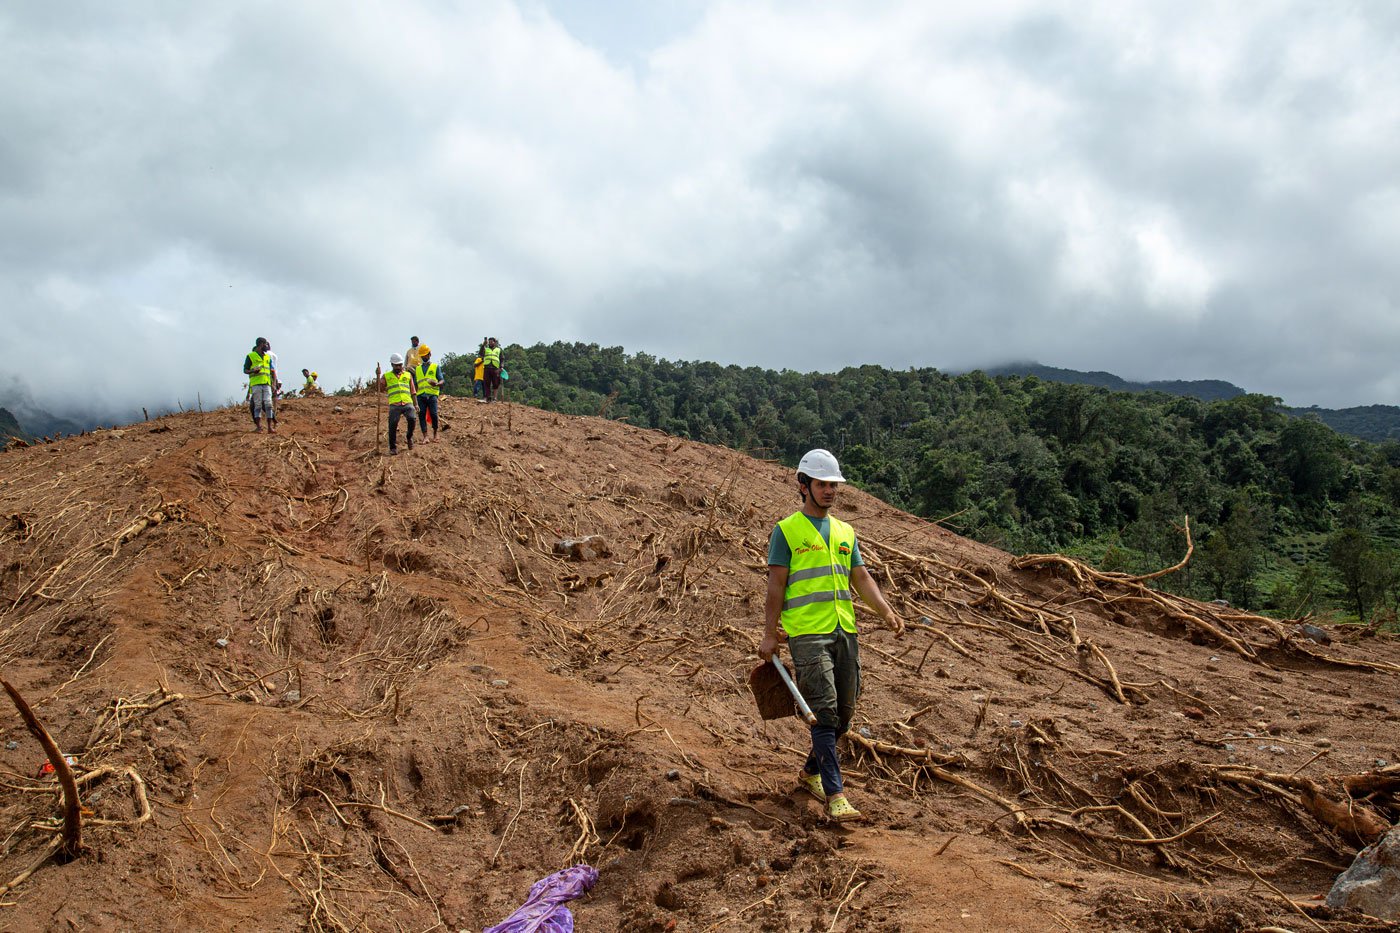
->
<box><xmin>2</xmin><ymin>679</ymin><xmax>81</xmax><ymax>860</ymax></box>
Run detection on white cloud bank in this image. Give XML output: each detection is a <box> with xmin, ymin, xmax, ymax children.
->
<box><xmin>2</xmin><ymin>0</ymin><xmax>1398</xmax><ymax>418</ymax></box>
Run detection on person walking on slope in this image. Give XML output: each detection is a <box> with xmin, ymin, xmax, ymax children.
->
<box><xmin>405</xmin><ymin>336</ymin><xmax>426</xmax><ymax>374</ymax></box>
<box><xmin>243</xmin><ymin>337</ymin><xmax>276</xmax><ymax>433</ymax></box>
<box><xmin>472</xmin><ymin>344</ymin><xmax>486</xmax><ymax>400</ymax></box>
<box><xmin>379</xmin><ymin>353</ymin><xmax>418</xmax><ymax>455</ymax></box>
<box><xmin>413</xmin><ymin>345</ymin><xmax>444</xmax><ymax>442</ymax></box>
<box><xmin>759</xmin><ymin>449</ymin><xmax>904</xmax><ymax>823</ymax></box>
<box><xmin>482</xmin><ymin>337</ymin><xmax>502</xmax><ymax>402</ymax></box>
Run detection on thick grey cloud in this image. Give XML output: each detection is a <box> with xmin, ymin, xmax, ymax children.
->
<box><xmin>3</xmin><ymin>0</ymin><xmax>1398</xmax><ymax>423</ymax></box>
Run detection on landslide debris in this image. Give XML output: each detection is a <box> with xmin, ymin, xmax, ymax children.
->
<box><xmin>1</xmin><ymin>395</ymin><xmax>1399</xmax><ymax>931</ymax></box>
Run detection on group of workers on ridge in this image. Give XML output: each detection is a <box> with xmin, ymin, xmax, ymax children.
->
<box><xmin>244</xmin><ymin>333</ymin><xmax>505</xmax><ymax>455</ymax></box>
<box><xmin>243</xmin><ymin>334</ymin><xmax>895</xmax><ymax>825</ymax></box>
<box><xmin>374</xmin><ymin>336</ymin><xmax>447</xmax><ymax>455</ymax></box>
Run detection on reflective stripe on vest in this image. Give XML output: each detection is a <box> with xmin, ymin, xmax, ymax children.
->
<box><xmin>385</xmin><ymin>370</ymin><xmax>413</xmax><ymax>405</ymax></box>
<box><xmin>247</xmin><ymin>351</ymin><xmax>272</xmax><ymax>387</ymax></box>
<box><xmin>777</xmin><ymin>511</ymin><xmax>857</xmax><ymax>636</ymax></box>
<box><xmin>414</xmin><ymin>363</ymin><xmax>440</xmax><ymax>396</ymax></box>
<box><xmin>483</xmin><ymin>346</ymin><xmax>501</xmax><ymax>367</ymax></box>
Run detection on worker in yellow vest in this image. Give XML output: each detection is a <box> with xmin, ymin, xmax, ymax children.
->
<box><xmin>759</xmin><ymin>449</ymin><xmax>903</xmax><ymax>823</ymax></box>
<box><xmin>378</xmin><ymin>353</ymin><xmax>418</xmax><ymax>455</ymax></box>
<box><xmin>413</xmin><ymin>346</ymin><xmax>444</xmax><ymax>442</ymax></box>
<box><xmin>243</xmin><ymin>336</ymin><xmax>276</xmax><ymax>433</ymax></box>
<box><xmin>482</xmin><ymin>337</ymin><xmax>502</xmax><ymax>402</ymax></box>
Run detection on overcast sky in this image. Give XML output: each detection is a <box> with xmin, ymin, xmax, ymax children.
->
<box><xmin>4</xmin><ymin>0</ymin><xmax>1399</xmax><ymax>422</ymax></box>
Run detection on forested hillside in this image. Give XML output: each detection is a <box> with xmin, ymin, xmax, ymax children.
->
<box><xmin>981</xmin><ymin>363</ymin><xmax>1400</xmax><ymax>444</ymax></box>
<box><xmin>984</xmin><ymin>362</ymin><xmax>1248</xmax><ymax>402</ymax></box>
<box><xmin>432</xmin><ymin>342</ymin><xmax>1400</xmax><ymax>624</ymax></box>
<box><xmin>1287</xmin><ymin>404</ymin><xmax>1400</xmax><ymax>444</ymax></box>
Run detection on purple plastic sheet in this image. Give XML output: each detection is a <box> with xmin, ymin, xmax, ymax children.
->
<box><xmin>484</xmin><ymin>864</ymin><xmax>599</xmax><ymax>933</ymax></box>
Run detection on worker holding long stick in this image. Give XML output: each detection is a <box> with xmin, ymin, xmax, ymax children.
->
<box><xmin>759</xmin><ymin>449</ymin><xmax>904</xmax><ymax>822</ymax></box>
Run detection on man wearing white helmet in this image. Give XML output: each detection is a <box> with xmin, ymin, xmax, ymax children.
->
<box><xmin>760</xmin><ymin>448</ymin><xmax>904</xmax><ymax>822</ymax></box>
<box><xmin>378</xmin><ymin>353</ymin><xmax>419</xmax><ymax>455</ymax></box>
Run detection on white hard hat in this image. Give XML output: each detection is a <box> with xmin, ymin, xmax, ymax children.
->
<box><xmin>797</xmin><ymin>449</ymin><xmax>845</xmax><ymax>482</ymax></box>
<box><xmin>389</xmin><ymin>353</ymin><xmax>404</xmax><ymax>365</ymax></box>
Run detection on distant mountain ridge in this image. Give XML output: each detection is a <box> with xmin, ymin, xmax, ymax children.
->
<box><xmin>984</xmin><ymin>362</ymin><xmax>1400</xmax><ymax>444</ymax></box>
<box><xmin>0</xmin><ymin>407</ymin><xmax>26</xmax><ymax>442</ymax></box>
<box><xmin>983</xmin><ymin>362</ymin><xmax>1247</xmax><ymax>402</ymax></box>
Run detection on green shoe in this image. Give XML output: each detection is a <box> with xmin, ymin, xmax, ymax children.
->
<box><xmin>827</xmin><ymin>794</ymin><xmax>862</xmax><ymax>823</ymax></box>
<box><xmin>799</xmin><ymin>772</ymin><xmax>826</xmax><ymax>802</ymax></box>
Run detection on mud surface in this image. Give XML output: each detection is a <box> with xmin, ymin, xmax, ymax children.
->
<box><xmin>2</xmin><ymin>395</ymin><xmax>1399</xmax><ymax>931</ymax></box>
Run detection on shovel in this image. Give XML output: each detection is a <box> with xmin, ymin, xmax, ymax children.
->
<box><xmin>748</xmin><ymin>656</ymin><xmax>818</xmax><ymax>725</ymax></box>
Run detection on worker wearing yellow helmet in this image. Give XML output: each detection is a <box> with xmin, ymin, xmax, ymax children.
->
<box><xmin>413</xmin><ymin>345</ymin><xmax>444</xmax><ymax>442</ymax></box>
<box><xmin>760</xmin><ymin>449</ymin><xmax>904</xmax><ymax>823</ymax></box>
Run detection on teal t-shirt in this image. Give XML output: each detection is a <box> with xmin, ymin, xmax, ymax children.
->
<box><xmin>767</xmin><ymin>514</ymin><xmax>863</xmax><ymax>567</ymax></box>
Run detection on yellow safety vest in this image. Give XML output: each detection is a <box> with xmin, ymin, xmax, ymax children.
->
<box><xmin>414</xmin><ymin>363</ymin><xmax>439</xmax><ymax>396</ymax></box>
<box><xmin>483</xmin><ymin>346</ymin><xmax>501</xmax><ymax>367</ymax></box>
<box><xmin>247</xmin><ymin>351</ymin><xmax>272</xmax><ymax>387</ymax></box>
<box><xmin>384</xmin><ymin>370</ymin><xmax>413</xmax><ymax>405</ymax></box>
<box><xmin>777</xmin><ymin>511</ymin><xmax>857</xmax><ymax>637</ymax></box>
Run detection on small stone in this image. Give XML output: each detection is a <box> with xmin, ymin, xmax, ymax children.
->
<box><xmin>534</xmin><ymin>464</ymin><xmax>545</xmax><ymax>472</ymax></box>
<box><xmin>5</xmin><ymin>740</ymin><xmax>17</xmax><ymax>750</ymax></box>
<box><xmin>282</xmin><ymin>690</ymin><xmax>301</xmax><ymax>705</ymax></box>
<box><xmin>1378</xmin><ymin>760</ymin><xmax>1391</xmax><ymax>768</ymax></box>
<box><xmin>1223</xmin><ymin>744</ymin><xmax>1236</xmax><ymax>753</ymax></box>
<box><xmin>1315</xmin><ymin>739</ymin><xmax>1333</xmax><ymax>749</ymax></box>
<box><xmin>553</xmin><ymin>535</ymin><xmax>611</xmax><ymax>561</ymax></box>
<box><xmin>1288</xmin><ymin>709</ymin><xmax>1303</xmax><ymax>719</ymax></box>
<box><xmin>1009</xmin><ymin>719</ymin><xmax>1024</xmax><ymax>728</ymax></box>
<box><xmin>665</xmin><ymin>769</ymin><xmax>680</xmax><ymax>781</ymax></box>
<box><xmin>1252</xmin><ymin>706</ymin><xmax>1266</xmax><ymax>716</ymax></box>
<box><xmin>490</xmin><ymin>679</ymin><xmax>509</xmax><ymax>687</ymax></box>
<box><xmin>333</xmin><ymin>405</ymin><xmax>344</xmax><ymax>413</ymax></box>
<box><xmin>1298</xmin><ymin>623</ymin><xmax>1332</xmax><ymax>645</ymax></box>
<box><xmin>215</xmin><ymin>638</ymin><xmax>230</xmax><ymax>648</ymax></box>
<box><xmin>859</xmin><ymin>727</ymin><xmax>873</xmax><ymax>738</ymax></box>
<box><xmin>1182</xmin><ymin>706</ymin><xmax>1207</xmax><ymax>720</ymax></box>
